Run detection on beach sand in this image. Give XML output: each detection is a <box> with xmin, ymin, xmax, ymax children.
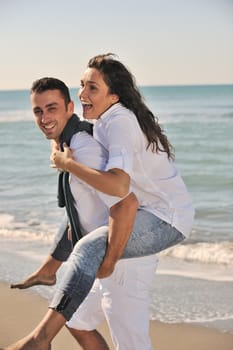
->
<box><xmin>0</xmin><ymin>282</ymin><xmax>233</xmax><ymax>350</ymax></box>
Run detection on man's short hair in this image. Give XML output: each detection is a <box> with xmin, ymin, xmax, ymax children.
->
<box><xmin>30</xmin><ymin>77</ymin><xmax>71</xmax><ymax>106</ymax></box>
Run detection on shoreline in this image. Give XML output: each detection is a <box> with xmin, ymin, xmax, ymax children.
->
<box><xmin>1</xmin><ymin>282</ymin><xmax>233</xmax><ymax>350</ymax></box>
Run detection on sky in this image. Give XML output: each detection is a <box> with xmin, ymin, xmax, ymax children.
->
<box><xmin>0</xmin><ymin>0</ymin><xmax>233</xmax><ymax>90</ymax></box>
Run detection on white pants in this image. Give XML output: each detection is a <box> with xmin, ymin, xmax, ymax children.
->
<box><xmin>67</xmin><ymin>255</ymin><xmax>158</xmax><ymax>350</ymax></box>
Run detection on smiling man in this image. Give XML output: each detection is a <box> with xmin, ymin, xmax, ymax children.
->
<box><xmin>31</xmin><ymin>85</ymin><xmax>74</xmax><ymax>142</ymax></box>
<box><xmin>7</xmin><ymin>77</ymin><xmax>158</xmax><ymax>350</ymax></box>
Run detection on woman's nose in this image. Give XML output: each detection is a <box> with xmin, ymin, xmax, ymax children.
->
<box><xmin>78</xmin><ymin>87</ymin><xmax>87</xmax><ymax>100</ymax></box>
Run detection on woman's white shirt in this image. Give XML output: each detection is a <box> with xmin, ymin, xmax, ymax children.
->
<box><xmin>94</xmin><ymin>103</ymin><xmax>195</xmax><ymax>237</ymax></box>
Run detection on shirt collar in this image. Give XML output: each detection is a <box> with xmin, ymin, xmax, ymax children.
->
<box><xmin>99</xmin><ymin>102</ymin><xmax>122</xmax><ymax>121</ymax></box>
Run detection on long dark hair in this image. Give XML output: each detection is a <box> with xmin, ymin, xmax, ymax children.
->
<box><xmin>88</xmin><ymin>53</ymin><xmax>174</xmax><ymax>159</ymax></box>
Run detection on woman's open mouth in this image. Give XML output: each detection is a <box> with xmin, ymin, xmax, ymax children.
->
<box><xmin>82</xmin><ymin>103</ymin><xmax>93</xmax><ymax>114</ymax></box>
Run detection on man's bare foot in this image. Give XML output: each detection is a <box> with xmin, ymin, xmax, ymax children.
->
<box><xmin>10</xmin><ymin>273</ymin><xmax>56</xmax><ymax>289</ymax></box>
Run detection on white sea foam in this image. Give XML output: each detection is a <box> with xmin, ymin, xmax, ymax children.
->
<box><xmin>183</xmin><ymin>315</ymin><xmax>233</xmax><ymax>325</ymax></box>
<box><xmin>0</xmin><ymin>227</ymin><xmax>54</xmax><ymax>243</ymax></box>
<box><xmin>157</xmin><ymin>265</ymin><xmax>233</xmax><ymax>282</ymax></box>
<box><xmin>150</xmin><ymin>313</ymin><xmax>233</xmax><ymax>327</ymax></box>
<box><xmin>0</xmin><ymin>213</ymin><xmax>14</xmax><ymax>226</ymax></box>
<box><xmin>160</xmin><ymin>241</ymin><xmax>233</xmax><ymax>265</ymax></box>
<box><xmin>0</xmin><ymin>214</ymin><xmax>54</xmax><ymax>243</ymax></box>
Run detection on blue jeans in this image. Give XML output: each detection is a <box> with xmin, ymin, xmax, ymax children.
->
<box><xmin>50</xmin><ymin>209</ymin><xmax>185</xmax><ymax>320</ymax></box>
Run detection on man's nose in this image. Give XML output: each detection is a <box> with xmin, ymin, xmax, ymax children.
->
<box><xmin>41</xmin><ymin>111</ymin><xmax>50</xmax><ymax>123</ymax></box>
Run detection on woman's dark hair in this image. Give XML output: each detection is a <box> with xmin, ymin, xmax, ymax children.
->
<box><xmin>30</xmin><ymin>77</ymin><xmax>71</xmax><ymax>108</ymax></box>
<box><xmin>88</xmin><ymin>54</ymin><xmax>174</xmax><ymax>159</ymax></box>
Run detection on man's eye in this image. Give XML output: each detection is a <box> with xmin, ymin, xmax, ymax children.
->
<box><xmin>34</xmin><ymin>110</ymin><xmax>42</xmax><ymax>116</ymax></box>
<box><xmin>48</xmin><ymin>107</ymin><xmax>56</xmax><ymax>112</ymax></box>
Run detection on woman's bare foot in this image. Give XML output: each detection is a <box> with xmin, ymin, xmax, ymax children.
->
<box><xmin>10</xmin><ymin>273</ymin><xmax>56</xmax><ymax>289</ymax></box>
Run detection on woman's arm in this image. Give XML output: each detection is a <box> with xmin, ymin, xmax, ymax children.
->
<box><xmin>51</xmin><ymin>143</ymin><xmax>130</xmax><ymax>197</ymax></box>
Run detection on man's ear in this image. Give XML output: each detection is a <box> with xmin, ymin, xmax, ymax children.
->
<box><xmin>67</xmin><ymin>100</ymin><xmax>74</xmax><ymax>114</ymax></box>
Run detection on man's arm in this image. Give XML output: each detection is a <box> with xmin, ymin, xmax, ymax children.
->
<box><xmin>97</xmin><ymin>192</ymin><xmax>138</xmax><ymax>278</ymax></box>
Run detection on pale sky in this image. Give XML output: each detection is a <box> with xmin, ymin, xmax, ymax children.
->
<box><xmin>0</xmin><ymin>0</ymin><xmax>232</xmax><ymax>90</ymax></box>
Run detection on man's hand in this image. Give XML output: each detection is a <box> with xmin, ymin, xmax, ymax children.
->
<box><xmin>96</xmin><ymin>258</ymin><xmax>116</xmax><ymax>279</ymax></box>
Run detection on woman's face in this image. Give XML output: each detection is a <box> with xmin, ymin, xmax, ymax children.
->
<box><xmin>78</xmin><ymin>67</ymin><xmax>119</xmax><ymax>119</ymax></box>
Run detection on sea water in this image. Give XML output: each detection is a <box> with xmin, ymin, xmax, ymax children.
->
<box><xmin>0</xmin><ymin>85</ymin><xmax>233</xmax><ymax>332</ymax></box>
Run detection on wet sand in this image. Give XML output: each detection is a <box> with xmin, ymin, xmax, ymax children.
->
<box><xmin>0</xmin><ymin>282</ymin><xmax>233</xmax><ymax>350</ymax></box>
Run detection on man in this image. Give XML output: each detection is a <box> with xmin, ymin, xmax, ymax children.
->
<box><xmin>8</xmin><ymin>78</ymin><xmax>157</xmax><ymax>350</ymax></box>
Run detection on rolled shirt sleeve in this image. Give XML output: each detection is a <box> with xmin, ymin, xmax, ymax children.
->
<box><xmin>94</xmin><ymin>105</ymin><xmax>141</xmax><ymax>177</ymax></box>
<box><xmin>96</xmin><ymin>190</ymin><xmax>129</xmax><ymax>209</ymax></box>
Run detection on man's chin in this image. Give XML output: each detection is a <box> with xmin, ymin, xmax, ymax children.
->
<box><xmin>45</xmin><ymin>133</ymin><xmax>55</xmax><ymax>140</ymax></box>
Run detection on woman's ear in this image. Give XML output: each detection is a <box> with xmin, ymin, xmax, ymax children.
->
<box><xmin>111</xmin><ymin>94</ymin><xmax>119</xmax><ymax>103</ymax></box>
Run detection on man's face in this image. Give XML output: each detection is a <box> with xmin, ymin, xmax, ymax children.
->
<box><xmin>31</xmin><ymin>89</ymin><xmax>74</xmax><ymax>142</ymax></box>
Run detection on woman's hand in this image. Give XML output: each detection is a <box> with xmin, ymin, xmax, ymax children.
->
<box><xmin>50</xmin><ymin>142</ymin><xmax>73</xmax><ymax>171</ymax></box>
<box><xmin>50</xmin><ymin>140</ymin><xmax>59</xmax><ymax>152</ymax></box>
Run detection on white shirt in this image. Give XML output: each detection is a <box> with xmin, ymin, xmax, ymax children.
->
<box><xmin>69</xmin><ymin>132</ymin><xmax>110</xmax><ymax>235</ymax></box>
<box><xmin>94</xmin><ymin>103</ymin><xmax>194</xmax><ymax>237</ymax></box>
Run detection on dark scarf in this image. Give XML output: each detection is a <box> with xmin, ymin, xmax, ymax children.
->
<box><xmin>57</xmin><ymin>114</ymin><xmax>93</xmax><ymax>247</ymax></box>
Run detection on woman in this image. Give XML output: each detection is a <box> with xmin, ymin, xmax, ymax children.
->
<box><xmin>6</xmin><ymin>54</ymin><xmax>194</xmax><ymax>350</ymax></box>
